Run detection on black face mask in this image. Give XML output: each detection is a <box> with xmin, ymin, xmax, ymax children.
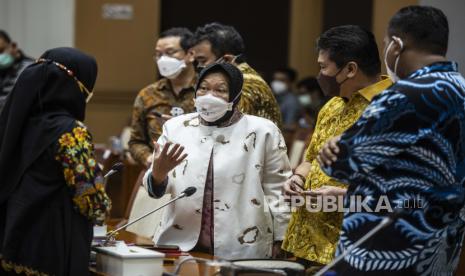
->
<box><xmin>195</xmin><ymin>55</ymin><xmax>226</xmax><ymax>75</ymax></box>
<box><xmin>195</xmin><ymin>65</ymin><xmax>205</xmax><ymax>74</ymax></box>
<box><xmin>316</xmin><ymin>66</ymin><xmax>348</xmax><ymax>97</ymax></box>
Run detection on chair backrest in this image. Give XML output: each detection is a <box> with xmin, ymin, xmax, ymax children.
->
<box><xmin>289</xmin><ymin>139</ymin><xmax>306</xmax><ymax>169</ymax></box>
<box><xmin>288</xmin><ymin>127</ymin><xmax>314</xmax><ymax>169</ymax></box>
<box><xmin>281</xmin><ymin>126</ymin><xmax>297</xmax><ymax>153</ymax></box>
<box><xmin>126</xmin><ymin>185</ymin><xmax>171</xmax><ymax>238</ymax></box>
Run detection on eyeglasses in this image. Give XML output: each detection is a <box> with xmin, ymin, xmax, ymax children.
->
<box><xmin>196</xmin><ymin>85</ymin><xmax>229</xmax><ymax>97</ymax></box>
<box><xmin>36</xmin><ymin>58</ymin><xmax>94</xmax><ymax>103</ymax></box>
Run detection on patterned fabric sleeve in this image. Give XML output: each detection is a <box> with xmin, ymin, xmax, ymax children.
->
<box><xmin>128</xmin><ymin>91</ymin><xmax>156</xmax><ymax>166</ymax></box>
<box><xmin>145</xmin><ymin>175</ymin><xmax>168</xmax><ymax>198</ymax></box>
<box><xmin>238</xmin><ymin>76</ymin><xmax>283</xmax><ymax>128</ymax></box>
<box><xmin>235</xmin><ymin>63</ymin><xmax>283</xmax><ymax>128</ymax></box>
<box><xmin>55</xmin><ymin>123</ymin><xmax>111</xmax><ymax>225</ymax></box>
<box><xmin>322</xmin><ymin>90</ymin><xmax>420</xmax><ymax>181</ymax></box>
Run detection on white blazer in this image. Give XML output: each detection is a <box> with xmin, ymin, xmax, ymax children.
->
<box><xmin>143</xmin><ymin>113</ymin><xmax>291</xmax><ymax>259</ymax></box>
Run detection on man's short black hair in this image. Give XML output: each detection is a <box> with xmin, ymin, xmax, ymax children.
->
<box><xmin>159</xmin><ymin>27</ymin><xmax>194</xmax><ymax>52</ymax></box>
<box><xmin>388</xmin><ymin>5</ymin><xmax>448</xmax><ymax>56</ymax></box>
<box><xmin>0</xmin><ymin>30</ymin><xmax>11</xmax><ymax>44</ymax></box>
<box><xmin>317</xmin><ymin>25</ymin><xmax>381</xmax><ymax>77</ymax></box>
<box><xmin>194</xmin><ymin>22</ymin><xmax>245</xmax><ymax>61</ymax></box>
<box><xmin>275</xmin><ymin>67</ymin><xmax>298</xmax><ymax>82</ymax></box>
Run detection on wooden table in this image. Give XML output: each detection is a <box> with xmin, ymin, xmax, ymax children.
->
<box><xmin>94</xmin><ymin>230</ymin><xmax>465</xmax><ymax>275</ymax></box>
<box><xmin>90</xmin><ymin>230</ymin><xmax>216</xmax><ymax>276</ymax></box>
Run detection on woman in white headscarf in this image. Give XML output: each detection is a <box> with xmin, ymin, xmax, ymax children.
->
<box><xmin>143</xmin><ymin>62</ymin><xmax>291</xmax><ymax>259</ymax></box>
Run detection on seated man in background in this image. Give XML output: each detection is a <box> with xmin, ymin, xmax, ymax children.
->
<box><xmin>129</xmin><ymin>27</ymin><xmax>197</xmax><ymax>167</ymax></box>
<box><xmin>271</xmin><ymin>67</ymin><xmax>301</xmax><ymax>127</ymax></box>
<box><xmin>285</xmin><ymin>77</ymin><xmax>326</xmax><ymax>160</ymax></box>
<box><xmin>281</xmin><ymin>25</ymin><xmax>392</xmax><ymax>269</ymax></box>
<box><xmin>0</xmin><ymin>30</ymin><xmax>33</xmax><ymax>114</ymax></box>
<box><xmin>143</xmin><ymin>63</ymin><xmax>291</xmax><ymax>259</ymax></box>
<box><xmin>192</xmin><ymin>22</ymin><xmax>282</xmax><ymax>128</ymax></box>
<box><xmin>295</xmin><ymin>77</ymin><xmax>327</xmax><ymax>130</ymax></box>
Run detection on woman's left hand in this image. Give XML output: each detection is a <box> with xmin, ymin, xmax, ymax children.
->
<box><xmin>151</xmin><ymin>141</ymin><xmax>187</xmax><ymax>183</ymax></box>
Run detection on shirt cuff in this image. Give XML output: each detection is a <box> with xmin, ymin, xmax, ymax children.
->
<box><xmin>147</xmin><ymin>175</ymin><xmax>168</xmax><ymax>198</ymax></box>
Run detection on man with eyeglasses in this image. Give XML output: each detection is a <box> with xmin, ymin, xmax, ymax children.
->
<box><xmin>192</xmin><ymin>23</ymin><xmax>282</xmax><ymax>128</ymax></box>
<box><xmin>129</xmin><ymin>27</ymin><xmax>197</xmax><ymax>167</ymax></box>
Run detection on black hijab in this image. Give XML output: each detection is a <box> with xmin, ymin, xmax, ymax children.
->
<box><xmin>0</xmin><ymin>47</ymin><xmax>97</xmax><ymax>204</ymax></box>
<box><xmin>195</xmin><ymin>62</ymin><xmax>244</xmax><ymax>125</ymax></box>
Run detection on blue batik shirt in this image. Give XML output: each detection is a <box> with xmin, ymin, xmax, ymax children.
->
<box><xmin>322</xmin><ymin>62</ymin><xmax>465</xmax><ymax>275</ymax></box>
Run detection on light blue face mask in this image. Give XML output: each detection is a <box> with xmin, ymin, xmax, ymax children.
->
<box><xmin>0</xmin><ymin>53</ymin><xmax>14</xmax><ymax>69</ymax></box>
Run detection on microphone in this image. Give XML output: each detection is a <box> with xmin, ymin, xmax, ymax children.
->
<box><xmin>183</xmin><ymin>186</ymin><xmax>196</xmax><ymax>197</ymax></box>
<box><xmin>103</xmin><ymin>162</ymin><xmax>124</xmax><ymax>179</ymax></box>
<box><xmin>106</xmin><ymin>186</ymin><xmax>197</xmax><ymax>241</ymax></box>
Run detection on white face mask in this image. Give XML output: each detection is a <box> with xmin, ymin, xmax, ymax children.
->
<box><xmin>194</xmin><ymin>93</ymin><xmax>238</xmax><ymax>122</ymax></box>
<box><xmin>298</xmin><ymin>94</ymin><xmax>312</xmax><ymax>107</ymax></box>
<box><xmin>384</xmin><ymin>37</ymin><xmax>403</xmax><ymax>83</ymax></box>
<box><xmin>271</xmin><ymin>80</ymin><xmax>287</xmax><ymax>95</ymax></box>
<box><xmin>157</xmin><ymin>55</ymin><xmax>186</xmax><ymax>79</ymax></box>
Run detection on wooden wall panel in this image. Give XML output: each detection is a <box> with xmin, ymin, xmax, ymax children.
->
<box><xmin>288</xmin><ymin>0</ymin><xmax>323</xmax><ymax>78</ymax></box>
<box><xmin>75</xmin><ymin>0</ymin><xmax>161</xmax><ymax>143</ymax></box>
<box><xmin>161</xmin><ymin>0</ymin><xmax>290</xmax><ymax>80</ymax></box>
<box><xmin>372</xmin><ymin>0</ymin><xmax>418</xmax><ymax>73</ymax></box>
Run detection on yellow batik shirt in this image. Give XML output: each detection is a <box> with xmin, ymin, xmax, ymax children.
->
<box><xmin>282</xmin><ymin>77</ymin><xmax>392</xmax><ymax>264</ymax></box>
<box><xmin>237</xmin><ymin>63</ymin><xmax>283</xmax><ymax>128</ymax></box>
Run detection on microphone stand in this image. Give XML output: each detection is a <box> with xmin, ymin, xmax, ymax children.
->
<box><xmin>315</xmin><ymin>215</ymin><xmax>395</xmax><ymax>276</ymax></box>
<box><xmin>93</xmin><ymin>162</ymin><xmax>123</xmax><ymax>238</ymax></box>
<box><xmin>105</xmin><ymin>191</ymin><xmax>191</xmax><ymax>243</ymax></box>
<box><xmin>316</xmin><ymin>188</ymin><xmax>464</xmax><ymax>276</ymax></box>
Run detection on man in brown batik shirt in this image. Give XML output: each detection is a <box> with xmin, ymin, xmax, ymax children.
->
<box><xmin>129</xmin><ymin>28</ymin><xmax>197</xmax><ymax>167</ymax></box>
